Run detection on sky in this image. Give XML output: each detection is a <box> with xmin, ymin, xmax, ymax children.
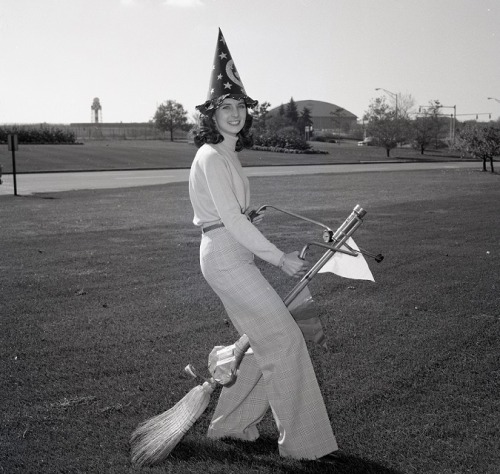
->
<box><xmin>1</xmin><ymin>0</ymin><xmax>499</xmax><ymax>124</ymax></box>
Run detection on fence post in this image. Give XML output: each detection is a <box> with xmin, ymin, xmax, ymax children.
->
<box><xmin>7</xmin><ymin>133</ymin><xmax>18</xmax><ymax>196</ymax></box>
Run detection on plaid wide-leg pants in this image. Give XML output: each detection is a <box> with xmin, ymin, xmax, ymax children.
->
<box><xmin>200</xmin><ymin>227</ymin><xmax>338</xmax><ymax>460</ymax></box>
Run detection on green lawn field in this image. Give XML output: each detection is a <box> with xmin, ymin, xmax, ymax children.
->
<box><xmin>1</xmin><ymin>167</ymin><xmax>498</xmax><ymax>473</ymax></box>
<box><xmin>0</xmin><ymin>139</ymin><xmax>465</xmax><ymax>174</ymax></box>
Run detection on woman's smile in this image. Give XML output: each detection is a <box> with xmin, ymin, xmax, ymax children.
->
<box><xmin>215</xmin><ymin>98</ymin><xmax>247</xmax><ymax>136</ymax></box>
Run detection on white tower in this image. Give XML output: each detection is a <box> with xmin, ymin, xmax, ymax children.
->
<box><xmin>91</xmin><ymin>97</ymin><xmax>102</xmax><ymax>123</ymax></box>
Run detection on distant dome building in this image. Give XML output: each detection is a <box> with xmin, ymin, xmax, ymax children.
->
<box><xmin>268</xmin><ymin>99</ymin><xmax>357</xmax><ymax>135</ymax></box>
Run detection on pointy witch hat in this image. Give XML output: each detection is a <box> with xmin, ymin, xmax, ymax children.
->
<box><xmin>196</xmin><ymin>28</ymin><xmax>258</xmax><ymax>115</ymax></box>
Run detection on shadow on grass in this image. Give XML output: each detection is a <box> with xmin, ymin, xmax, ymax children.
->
<box><xmin>167</xmin><ymin>437</ymin><xmax>402</xmax><ymax>473</ymax></box>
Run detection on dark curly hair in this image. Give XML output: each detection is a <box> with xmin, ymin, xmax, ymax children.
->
<box><xmin>194</xmin><ymin>109</ymin><xmax>254</xmax><ymax>152</ymax></box>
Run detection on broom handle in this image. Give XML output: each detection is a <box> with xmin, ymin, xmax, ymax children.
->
<box><xmin>231</xmin><ymin>207</ymin><xmax>365</xmax><ymax>363</ymax></box>
<box><xmin>214</xmin><ymin>334</ymin><xmax>250</xmax><ymax>386</ymax></box>
<box><xmin>284</xmin><ymin>205</ymin><xmax>367</xmax><ymax>306</ymax></box>
<box><xmin>233</xmin><ymin>333</ymin><xmax>250</xmax><ymax>367</ymax></box>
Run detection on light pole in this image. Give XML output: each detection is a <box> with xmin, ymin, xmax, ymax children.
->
<box><xmin>375</xmin><ymin>88</ymin><xmax>398</xmax><ymax>118</ymax></box>
<box><xmin>439</xmin><ymin>105</ymin><xmax>456</xmax><ymax>144</ymax></box>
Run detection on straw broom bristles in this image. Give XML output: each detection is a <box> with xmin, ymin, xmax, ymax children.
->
<box><xmin>130</xmin><ymin>335</ymin><xmax>250</xmax><ymax>466</ymax></box>
<box><xmin>130</xmin><ymin>377</ymin><xmax>215</xmax><ymax>466</ymax></box>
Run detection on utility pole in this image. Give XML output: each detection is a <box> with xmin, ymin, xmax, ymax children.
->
<box><xmin>439</xmin><ymin>105</ymin><xmax>456</xmax><ymax>144</ymax></box>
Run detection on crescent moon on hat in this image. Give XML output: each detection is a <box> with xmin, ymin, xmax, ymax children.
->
<box><xmin>226</xmin><ymin>60</ymin><xmax>243</xmax><ymax>87</ymax></box>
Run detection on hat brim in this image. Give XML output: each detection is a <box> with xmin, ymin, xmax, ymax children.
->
<box><xmin>196</xmin><ymin>94</ymin><xmax>258</xmax><ymax>115</ymax></box>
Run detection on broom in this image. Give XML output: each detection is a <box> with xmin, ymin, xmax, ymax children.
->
<box><xmin>130</xmin><ymin>334</ymin><xmax>250</xmax><ymax>466</ymax></box>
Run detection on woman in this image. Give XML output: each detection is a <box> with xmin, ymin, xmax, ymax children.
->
<box><xmin>188</xmin><ymin>29</ymin><xmax>339</xmax><ymax>462</ymax></box>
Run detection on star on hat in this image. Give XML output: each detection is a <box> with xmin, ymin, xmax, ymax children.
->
<box><xmin>196</xmin><ymin>28</ymin><xmax>257</xmax><ymax>115</ymax></box>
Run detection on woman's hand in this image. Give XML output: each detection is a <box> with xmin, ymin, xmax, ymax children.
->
<box><xmin>248</xmin><ymin>209</ymin><xmax>265</xmax><ymax>225</ymax></box>
<box><xmin>280</xmin><ymin>251</ymin><xmax>309</xmax><ymax>278</ymax></box>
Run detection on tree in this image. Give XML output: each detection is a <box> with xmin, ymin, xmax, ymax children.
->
<box><xmin>330</xmin><ymin>107</ymin><xmax>345</xmax><ymax>137</ymax></box>
<box><xmin>395</xmin><ymin>92</ymin><xmax>416</xmax><ymax>119</ymax></box>
<box><xmin>191</xmin><ymin>111</ymin><xmax>201</xmax><ymax>128</ymax></box>
<box><xmin>422</xmin><ymin>100</ymin><xmax>449</xmax><ymax>148</ymax></box>
<box><xmin>364</xmin><ymin>97</ymin><xmax>410</xmax><ymax>157</ymax></box>
<box><xmin>265</xmin><ymin>101</ymin><xmax>291</xmax><ymax>133</ymax></box>
<box><xmin>425</xmin><ymin>99</ymin><xmax>442</xmax><ymax>116</ymax></box>
<box><xmin>153</xmin><ymin>100</ymin><xmax>190</xmax><ymax>142</ymax></box>
<box><xmin>297</xmin><ymin>107</ymin><xmax>313</xmax><ymax>139</ymax></box>
<box><xmin>265</xmin><ymin>113</ymin><xmax>289</xmax><ymax>133</ymax></box>
<box><xmin>252</xmin><ymin>101</ymin><xmax>271</xmax><ymax>134</ymax></box>
<box><xmin>286</xmin><ymin>97</ymin><xmax>299</xmax><ymax>126</ymax></box>
<box><xmin>412</xmin><ymin>111</ymin><xmax>441</xmax><ymax>155</ymax></box>
<box><xmin>456</xmin><ymin>124</ymin><xmax>500</xmax><ymax>173</ymax></box>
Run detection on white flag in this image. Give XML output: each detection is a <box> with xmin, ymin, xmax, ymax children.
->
<box><xmin>318</xmin><ymin>237</ymin><xmax>375</xmax><ymax>282</ymax></box>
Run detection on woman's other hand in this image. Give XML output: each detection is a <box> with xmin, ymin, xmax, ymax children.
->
<box><xmin>248</xmin><ymin>209</ymin><xmax>265</xmax><ymax>225</ymax></box>
<box><xmin>280</xmin><ymin>251</ymin><xmax>309</xmax><ymax>278</ymax></box>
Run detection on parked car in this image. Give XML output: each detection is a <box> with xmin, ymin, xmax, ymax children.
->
<box><xmin>357</xmin><ymin>137</ymin><xmax>375</xmax><ymax>146</ymax></box>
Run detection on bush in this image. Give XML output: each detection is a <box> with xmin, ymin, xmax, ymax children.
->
<box><xmin>310</xmin><ymin>136</ymin><xmax>326</xmax><ymax>142</ymax></box>
<box><xmin>310</xmin><ymin>132</ymin><xmax>337</xmax><ymax>143</ymax></box>
<box><xmin>254</xmin><ymin>126</ymin><xmax>311</xmax><ymax>151</ymax></box>
<box><xmin>251</xmin><ymin>145</ymin><xmax>327</xmax><ymax>155</ymax></box>
<box><xmin>0</xmin><ymin>125</ymin><xmax>77</xmax><ymax>144</ymax></box>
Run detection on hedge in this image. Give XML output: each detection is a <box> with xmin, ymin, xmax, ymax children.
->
<box><xmin>0</xmin><ymin>125</ymin><xmax>77</xmax><ymax>144</ymax></box>
<box><xmin>254</xmin><ymin>126</ymin><xmax>311</xmax><ymax>151</ymax></box>
<box><xmin>251</xmin><ymin>145</ymin><xmax>328</xmax><ymax>155</ymax></box>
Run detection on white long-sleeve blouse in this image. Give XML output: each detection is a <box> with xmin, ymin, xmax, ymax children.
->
<box><xmin>188</xmin><ymin>135</ymin><xmax>284</xmax><ymax>267</ymax></box>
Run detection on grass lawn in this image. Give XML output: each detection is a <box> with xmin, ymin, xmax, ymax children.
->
<box><xmin>0</xmin><ymin>167</ymin><xmax>499</xmax><ymax>473</ymax></box>
<box><xmin>0</xmin><ymin>139</ymin><xmax>466</xmax><ymax>174</ymax></box>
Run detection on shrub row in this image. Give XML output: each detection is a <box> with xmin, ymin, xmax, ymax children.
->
<box><xmin>252</xmin><ymin>145</ymin><xmax>328</xmax><ymax>155</ymax></box>
<box><xmin>0</xmin><ymin>125</ymin><xmax>77</xmax><ymax>144</ymax></box>
<box><xmin>254</xmin><ymin>126</ymin><xmax>311</xmax><ymax>151</ymax></box>
<box><xmin>310</xmin><ymin>136</ymin><xmax>338</xmax><ymax>143</ymax></box>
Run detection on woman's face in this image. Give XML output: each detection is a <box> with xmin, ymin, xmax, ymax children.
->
<box><xmin>214</xmin><ymin>98</ymin><xmax>247</xmax><ymax>137</ymax></box>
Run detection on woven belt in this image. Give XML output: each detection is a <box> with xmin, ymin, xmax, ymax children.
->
<box><xmin>202</xmin><ymin>223</ymin><xmax>225</xmax><ymax>234</ymax></box>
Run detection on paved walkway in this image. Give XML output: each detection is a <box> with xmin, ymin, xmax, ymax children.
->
<box><xmin>0</xmin><ymin>161</ymin><xmax>480</xmax><ymax>196</ymax></box>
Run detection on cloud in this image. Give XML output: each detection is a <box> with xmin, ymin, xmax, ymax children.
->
<box><xmin>163</xmin><ymin>0</ymin><xmax>205</xmax><ymax>7</ymax></box>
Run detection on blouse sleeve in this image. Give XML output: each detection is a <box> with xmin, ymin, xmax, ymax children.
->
<box><xmin>200</xmin><ymin>152</ymin><xmax>284</xmax><ymax>267</ymax></box>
